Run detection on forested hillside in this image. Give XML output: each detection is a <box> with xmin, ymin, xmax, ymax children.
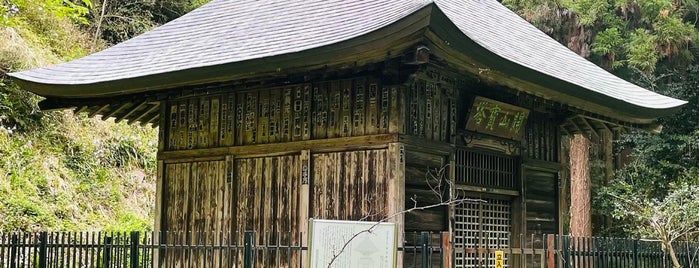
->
<box><xmin>505</xmin><ymin>0</ymin><xmax>699</xmax><ymax>246</ymax></box>
<box><xmin>0</xmin><ymin>0</ymin><xmax>204</xmax><ymax>231</ymax></box>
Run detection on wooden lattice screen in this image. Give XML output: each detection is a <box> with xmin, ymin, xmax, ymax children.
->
<box><xmin>454</xmin><ymin>197</ymin><xmax>512</xmax><ymax>268</ymax></box>
<box><xmin>454</xmin><ymin>148</ymin><xmax>518</xmax><ymax>189</ymax></box>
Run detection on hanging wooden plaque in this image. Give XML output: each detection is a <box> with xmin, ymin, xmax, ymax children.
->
<box><xmin>465</xmin><ymin>96</ymin><xmax>529</xmax><ymax>140</ymax></box>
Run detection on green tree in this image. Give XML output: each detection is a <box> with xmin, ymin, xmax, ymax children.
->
<box><xmin>88</xmin><ymin>0</ymin><xmax>207</xmax><ymax>47</ymax></box>
<box><xmin>503</xmin><ymin>0</ymin><xmax>699</xmax><ymax>77</ymax></box>
<box><xmin>505</xmin><ymin>0</ymin><xmax>699</xmax><ymax>255</ymax></box>
<box><xmin>0</xmin><ymin>0</ymin><xmax>196</xmax><ymax>231</ymax></box>
<box><xmin>601</xmin><ymin>172</ymin><xmax>699</xmax><ymax>267</ymax></box>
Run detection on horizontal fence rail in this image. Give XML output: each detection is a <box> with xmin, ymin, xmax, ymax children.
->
<box><xmin>0</xmin><ymin>231</ymin><xmax>697</xmax><ymax>268</ymax></box>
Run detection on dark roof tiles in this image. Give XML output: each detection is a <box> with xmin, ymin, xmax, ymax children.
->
<box><xmin>12</xmin><ymin>0</ymin><xmax>427</xmax><ymax>84</ymax></box>
<box><xmin>9</xmin><ymin>0</ymin><xmax>686</xmax><ymax>114</ymax></box>
<box><xmin>437</xmin><ymin>0</ymin><xmax>682</xmax><ymax>109</ymax></box>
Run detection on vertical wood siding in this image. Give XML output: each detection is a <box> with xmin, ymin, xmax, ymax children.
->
<box><xmin>234</xmin><ymin>155</ymin><xmax>302</xmax><ymax>267</ymax></box>
<box><xmin>233</xmin><ymin>155</ymin><xmax>301</xmax><ymax>240</ymax></box>
<box><xmin>404</xmin><ymin>150</ymin><xmax>448</xmax><ymax>232</ymax></box>
<box><xmin>523</xmin><ymin>169</ymin><xmax>558</xmax><ymax>249</ymax></box>
<box><xmin>162</xmin><ymin>150</ymin><xmax>396</xmax><ymax>230</ymax></box>
<box><xmin>163</xmin><ymin>75</ymin><xmax>457</xmax><ymax>151</ymax></box>
<box><xmin>402</xmin><ymin>70</ymin><xmax>457</xmax><ymax>143</ymax></box>
<box><xmin>162</xmin><ymin>155</ymin><xmax>302</xmax><ymax>267</ymax></box>
<box><xmin>310</xmin><ymin>149</ymin><xmax>390</xmax><ymax>221</ymax></box>
<box><xmin>161</xmin><ymin>148</ymin><xmax>401</xmax><ymax>267</ymax></box>
<box><xmin>162</xmin><ymin>160</ymin><xmax>230</xmax><ymax>267</ymax></box>
<box><xmin>164</xmin><ymin>77</ymin><xmax>409</xmax><ymax>150</ymax></box>
<box><xmin>524</xmin><ymin>112</ymin><xmax>559</xmax><ymax>162</ymax></box>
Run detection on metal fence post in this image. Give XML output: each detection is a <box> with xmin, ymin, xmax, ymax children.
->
<box><xmin>103</xmin><ymin>236</ymin><xmax>113</xmax><ymax>268</ymax></box>
<box><xmin>421</xmin><ymin>231</ymin><xmax>429</xmax><ymax>268</ymax></box>
<box><xmin>562</xmin><ymin>236</ymin><xmax>570</xmax><ymax>268</ymax></box>
<box><xmin>38</xmin><ymin>232</ymin><xmax>47</xmax><ymax>268</ymax></box>
<box><xmin>9</xmin><ymin>234</ymin><xmax>18</xmax><ymax>268</ymax></box>
<box><xmin>633</xmin><ymin>239</ymin><xmax>639</xmax><ymax>268</ymax></box>
<box><xmin>130</xmin><ymin>231</ymin><xmax>140</xmax><ymax>268</ymax></box>
<box><xmin>244</xmin><ymin>231</ymin><xmax>254</xmax><ymax>268</ymax></box>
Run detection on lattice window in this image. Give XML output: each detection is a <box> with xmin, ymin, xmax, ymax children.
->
<box><xmin>454</xmin><ymin>197</ymin><xmax>511</xmax><ymax>268</ymax></box>
<box><xmin>455</xmin><ymin>148</ymin><xmax>518</xmax><ymax>189</ymax></box>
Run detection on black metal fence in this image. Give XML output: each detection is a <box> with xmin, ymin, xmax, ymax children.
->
<box><xmin>0</xmin><ymin>231</ymin><xmax>448</xmax><ymax>268</ymax></box>
<box><xmin>560</xmin><ymin>236</ymin><xmax>699</xmax><ymax>268</ymax></box>
<box><xmin>0</xmin><ymin>231</ymin><xmax>697</xmax><ymax>268</ymax></box>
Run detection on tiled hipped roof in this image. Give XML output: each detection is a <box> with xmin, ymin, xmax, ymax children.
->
<box><xmin>9</xmin><ymin>0</ymin><xmax>686</xmax><ymax>123</ymax></box>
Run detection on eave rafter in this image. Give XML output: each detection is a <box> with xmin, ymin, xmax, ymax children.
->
<box><xmin>132</xmin><ymin>103</ymin><xmax>160</xmax><ymax>125</ymax></box>
<box><xmin>560</xmin><ymin>113</ymin><xmax>643</xmax><ymax>139</ymax></box>
<box><xmin>141</xmin><ymin>111</ymin><xmax>160</xmax><ymax>127</ymax></box>
<box><xmin>116</xmin><ymin>101</ymin><xmax>147</xmax><ymax>123</ymax></box>
<box><xmin>579</xmin><ymin>116</ymin><xmax>600</xmax><ymax>140</ymax></box>
<box><xmin>55</xmin><ymin>93</ymin><xmax>164</xmax><ymax>127</ymax></box>
<box><xmin>88</xmin><ymin>104</ymin><xmax>110</xmax><ymax>118</ymax></box>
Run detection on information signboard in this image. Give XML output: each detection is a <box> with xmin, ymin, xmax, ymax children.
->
<box><xmin>308</xmin><ymin>219</ymin><xmax>397</xmax><ymax>268</ymax></box>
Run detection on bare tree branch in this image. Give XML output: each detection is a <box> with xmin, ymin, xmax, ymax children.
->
<box><xmin>323</xmin><ymin>164</ymin><xmax>485</xmax><ymax>268</ymax></box>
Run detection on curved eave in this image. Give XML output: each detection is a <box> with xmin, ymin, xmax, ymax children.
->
<box><xmin>425</xmin><ymin>5</ymin><xmax>685</xmax><ymax>124</ymax></box>
<box><xmin>9</xmin><ymin>5</ymin><xmax>434</xmax><ymax>99</ymax></box>
<box><xmin>9</xmin><ymin>1</ymin><xmax>686</xmax><ymax>125</ymax></box>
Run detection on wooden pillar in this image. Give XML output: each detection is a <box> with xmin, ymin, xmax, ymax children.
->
<box><xmin>570</xmin><ymin>133</ymin><xmax>592</xmax><ymax>268</ymax></box>
<box><xmin>388</xmin><ymin>143</ymin><xmax>405</xmax><ymax>267</ymax></box>
<box><xmin>569</xmin><ymin>133</ymin><xmax>591</xmax><ymax>237</ymax></box>
<box><xmin>511</xmin><ymin>167</ymin><xmax>525</xmax><ymax>268</ymax></box>
<box><xmin>155</xmin><ymin>101</ymin><xmax>167</xmax><ymax>232</ymax></box>
<box><xmin>152</xmin><ymin>160</ymin><xmax>164</xmax><ymax>268</ymax></box>
<box><xmin>447</xmin><ymin>151</ymin><xmax>456</xmax><ymax>268</ymax></box>
<box><xmin>154</xmin><ymin>101</ymin><xmax>167</xmax><ymax>268</ymax></box>
<box><xmin>299</xmin><ymin>150</ymin><xmax>311</xmax><ymax>268</ymax></box>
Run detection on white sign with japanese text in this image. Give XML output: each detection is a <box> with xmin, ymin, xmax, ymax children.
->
<box><xmin>308</xmin><ymin>219</ymin><xmax>397</xmax><ymax>268</ymax></box>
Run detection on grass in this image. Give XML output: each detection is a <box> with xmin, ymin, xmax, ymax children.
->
<box><xmin>0</xmin><ymin>1</ymin><xmax>160</xmax><ymax>232</ymax></box>
<box><xmin>0</xmin><ymin>113</ymin><xmax>157</xmax><ymax>231</ymax></box>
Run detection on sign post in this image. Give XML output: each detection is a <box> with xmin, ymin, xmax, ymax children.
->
<box><xmin>308</xmin><ymin>219</ymin><xmax>398</xmax><ymax>268</ymax></box>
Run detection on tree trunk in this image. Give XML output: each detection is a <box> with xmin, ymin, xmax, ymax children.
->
<box><xmin>665</xmin><ymin>241</ymin><xmax>682</xmax><ymax>268</ymax></box>
<box><xmin>570</xmin><ymin>134</ymin><xmax>592</xmax><ymax>268</ymax></box>
<box><xmin>570</xmin><ymin>133</ymin><xmax>592</xmax><ymax>237</ymax></box>
<box><xmin>92</xmin><ymin>0</ymin><xmax>108</xmax><ymax>51</ymax></box>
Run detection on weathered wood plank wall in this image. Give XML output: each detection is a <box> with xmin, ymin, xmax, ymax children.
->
<box><xmin>522</xmin><ymin>169</ymin><xmax>557</xmax><ymax>248</ymax></box>
<box><xmin>160</xmin><ymin>147</ymin><xmax>404</xmax><ymax>267</ymax></box>
<box><xmin>404</xmin><ymin>149</ymin><xmax>448</xmax><ymax>232</ymax></box>
<box><xmin>233</xmin><ymin>155</ymin><xmax>301</xmax><ymax>240</ymax></box>
<box><xmin>235</xmin><ymin>155</ymin><xmax>302</xmax><ymax>267</ymax></box>
<box><xmin>311</xmin><ymin>149</ymin><xmax>390</xmax><ymax>221</ymax></box>
<box><xmin>164</xmin><ymin>77</ymin><xmax>407</xmax><ymax>150</ymax></box>
<box><xmin>157</xmin><ymin>65</ymin><xmax>571</xmax><ymax>268</ymax></box>
<box><xmin>161</xmin><ymin>160</ymin><xmax>231</xmax><ymax>267</ymax></box>
<box><xmin>159</xmin><ymin>71</ymin><xmax>458</xmax><ymax>237</ymax></box>
<box><xmin>403</xmin><ymin>70</ymin><xmax>457</xmax><ymax>143</ymax></box>
<box><xmin>521</xmin><ymin>111</ymin><xmax>560</xmax><ymax>249</ymax></box>
<box><xmin>523</xmin><ymin>112</ymin><xmax>559</xmax><ymax>162</ymax></box>
<box><xmin>162</xmin><ymin>155</ymin><xmax>302</xmax><ymax>267</ymax></box>
<box><xmin>163</xmin><ymin>72</ymin><xmax>457</xmax><ymax>152</ymax></box>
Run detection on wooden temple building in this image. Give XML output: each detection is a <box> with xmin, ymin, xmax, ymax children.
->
<box><xmin>10</xmin><ymin>0</ymin><xmax>685</xmax><ymax>267</ymax></box>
